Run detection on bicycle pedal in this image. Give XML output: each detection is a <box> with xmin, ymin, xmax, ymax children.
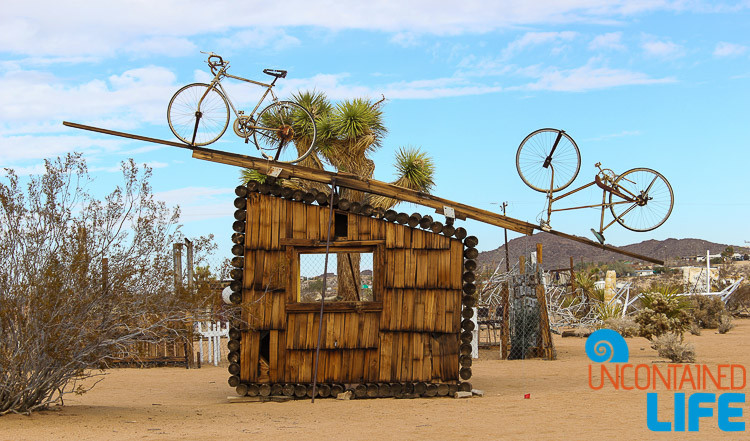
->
<box><xmin>244</xmin><ymin>137</ymin><xmax>249</xmax><ymax>144</ymax></box>
<box><xmin>591</xmin><ymin>229</ymin><xmax>605</xmax><ymax>244</ymax></box>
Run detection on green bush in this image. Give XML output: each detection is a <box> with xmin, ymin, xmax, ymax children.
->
<box><xmin>635</xmin><ymin>287</ymin><xmax>692</xmax><ymax>340</ymax></box>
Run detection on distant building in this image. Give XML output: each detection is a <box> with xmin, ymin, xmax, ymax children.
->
<box><xmin>678</xmin><ymin>266</ymin><xmax>719</xmax><ymax>290</ymax></box>
<box><xmin>631</xmin><ymin>269</ymin><xmax>655</xmax><ymax>277</ymax></box>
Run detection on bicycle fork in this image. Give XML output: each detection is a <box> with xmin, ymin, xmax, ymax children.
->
<box><xmin>191</xmin><ymin>86</ymin><xmax>216</xmax><ymax>146</ymax></box>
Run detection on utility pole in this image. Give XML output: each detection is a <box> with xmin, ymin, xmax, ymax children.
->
<box><xmin>502</xmin><ymin>202</ymin><xmax>510</xmax><ymax>272</ymax></box>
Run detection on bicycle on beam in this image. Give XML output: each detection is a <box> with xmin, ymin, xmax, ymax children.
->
<box><xmin>516</xmin><ymin>128</ymin><xmax>674</xmax><ymax>244</ymax></box>
<box><xmin>167</xmin><ymin>51</ymin><xmax>316</xmax><ymax>164</ymax></box>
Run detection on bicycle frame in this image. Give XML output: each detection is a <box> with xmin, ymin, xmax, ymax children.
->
<box><xmin>542</xmin><ymin>164</ymin><xmax>637</xmax><ymax>235</ymax></box>
<box><xmin>193</xmin><ymin>62</ymin><xmax>280</xmax><ymax>141</ymax></box>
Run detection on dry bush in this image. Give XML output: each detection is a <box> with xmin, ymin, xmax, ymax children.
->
<box><xmin>689</xmin><ymin>321</ymin><xmax>702</xmax><ymax>336</ymax></box>
<box><xmin>602</xmin><ymin>316</ymin><xmax>639</xmax><ymax>337</ymax></box>
<box><xmin>726</xmin><ymin>284</ymin><xmax>750</xmax><ymax>314</ymax></box>
<box><xmin>718</xmin><ymin>315</ymin><xmax>734</xmax><ymax>334</ymax></box>
<box><xmin>689</xmin><ymin>295</ymin><xmax>726</xmax><ymax>328</ymax></box>
<box><xmin>0</xmin><ymin>154</ymin><xmax>215</xmax><ymax>415</ymax></box>
<box><xmin>650</xmin><ymin>333</ymin><xmax>696</xmax><ymax>363</ymax></box>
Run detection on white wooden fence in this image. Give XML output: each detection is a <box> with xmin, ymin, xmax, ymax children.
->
<box><xmin>195</xmin><ymin>321</ymin><xmax>229</xmax><ymax>366</ymax></box>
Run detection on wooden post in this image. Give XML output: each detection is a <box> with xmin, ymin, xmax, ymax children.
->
<box><xmin>569</xmin><ymin>256</ymin><xmax>577</xmax><ymax>293</ymax></box>
<box><xmin>535</xmin><ymin>244</ymin><xmax>555</xmax><ymax>360</ymax></box>
<box><xmin>173</xmin><ymin>243</ymin><xmax>183</xmax><ymax>290</ymax></box>
<box><xmin>185</xmin><ymin>238</ymin><xmax>194</xmax><ymax>291</ymax></box>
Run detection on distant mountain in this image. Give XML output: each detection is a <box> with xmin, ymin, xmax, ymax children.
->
<box><xmin>476</xmin><ymin>232</ymin><xmax>747</xmax><ymax>271</ymax></box>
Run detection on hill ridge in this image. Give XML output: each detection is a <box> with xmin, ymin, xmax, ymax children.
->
<box><xmin>477</xmin><ymin>233</ymin><xmax>748</xmax><ymax>270</ymax></box>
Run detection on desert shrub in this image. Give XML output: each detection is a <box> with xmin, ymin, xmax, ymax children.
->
<box><xmin>594</xmin><ymin>302</ymin><xmax>623</xmax><ymax>322</ymax></box>
<box><xmin>689</xmin><ymin>295</ymin><xmax>726</xmax><ymax>328</ymax></box>
<box><xmin>650</xmin><ymin>333</ymin><xmax>696</xmax><ymax>363</ymax></box>
<box><xmin>0</xmin><ymin>155</ymin><xmax>216</xmax><ymax>415</ymax></box>
<box><xmin>689</xmin><ymin>321</ymin><xmax>702</xmax><ymax>336</ymax></box>
<box><xmin>726</xmin><ymin>284</ymin><xmax>750</xmax><ymax>314</ymax></box>
<box><xmin>602</xmin><ymin>316</ymin><xmax>639</xmax><ymax>337</ymax></box>
<box><xmin>718</xmin><ymin>315</ymin><xmax>734</xmax><ymax>334</ymax></box>
<box><xmin>635</xmin><ymin>286</ymin><xmax>692</xmax><ymax>340</ymax></box>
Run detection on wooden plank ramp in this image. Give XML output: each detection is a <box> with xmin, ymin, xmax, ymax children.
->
<box><xmin>62</xmin><ymin>121</ymin><xmax>664</xmax><ymax>264</ymax></box>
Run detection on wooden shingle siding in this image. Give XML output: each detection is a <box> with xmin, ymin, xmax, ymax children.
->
<box><xmin>231</xmin><ymin>188</ymin><xmax>471</xmax><ymax>395</ymax></box>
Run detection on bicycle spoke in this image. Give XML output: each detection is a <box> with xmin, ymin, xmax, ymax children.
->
<box><xmin>644</xmin><ymin>174</ymin><xmax>659</xmax><ymax>195</ymax></box>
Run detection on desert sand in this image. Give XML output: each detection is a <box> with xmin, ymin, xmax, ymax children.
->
<box><xmin>2</xmin><ymin>319</ymin><xmax>749</xmax><ymax>441</ymax></box>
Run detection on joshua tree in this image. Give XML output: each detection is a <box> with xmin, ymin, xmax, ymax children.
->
<box><xmin>240</xmin><ymin>91</ymin><xmax>435</xmax><ymax>300</ymax></box>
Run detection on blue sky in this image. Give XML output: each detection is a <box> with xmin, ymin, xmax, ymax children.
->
<box><xmin>2</xmin><ymin>1</ymin><xmax>749</xmax><ymax>261</ymax></box>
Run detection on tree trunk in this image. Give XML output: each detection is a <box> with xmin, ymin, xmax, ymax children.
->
<box><xmin>337</xmin><ymin>253</ymin><xmax>361</xmax><ymax>301</ymax></box>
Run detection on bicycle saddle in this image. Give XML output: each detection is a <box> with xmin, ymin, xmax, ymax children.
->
<box><xmin>263</xmin><ymin>69</ymin><xmax>287</xmax><ymax>78</ymax></box>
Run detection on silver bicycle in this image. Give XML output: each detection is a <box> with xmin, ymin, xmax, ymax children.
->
<box><xmin>167</xmin><ymin>52</ymin><xmax>316</xmax><ymax>163</ymax></box>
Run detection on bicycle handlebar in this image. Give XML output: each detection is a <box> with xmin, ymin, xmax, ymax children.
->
<box><xmin>201</xmin><ymin>51</ymin><xmax>227</xmax><ymax>75</ymax></box>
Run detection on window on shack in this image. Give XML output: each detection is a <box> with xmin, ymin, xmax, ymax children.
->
<box><xmin>297</xmin><ymin>249</ymin><xmax>375</xmax><ymax>303</ymax></box>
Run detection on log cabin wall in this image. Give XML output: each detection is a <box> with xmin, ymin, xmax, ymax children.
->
<box><xmin>226</xmin><ymin>181</ymin><xmax>478</xmax><ymax>399</ymax></box>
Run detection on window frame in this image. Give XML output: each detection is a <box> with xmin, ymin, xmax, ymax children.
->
<box><xmin>288</xmin><ymin>243</ymin><xmax>384</xmax><ymax>312</ymax></box>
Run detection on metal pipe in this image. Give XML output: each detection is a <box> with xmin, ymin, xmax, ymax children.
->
<box><xmin>311</xmin><ymin>178</ymin><xmax>337</xmax><ymax>403</ymax></box>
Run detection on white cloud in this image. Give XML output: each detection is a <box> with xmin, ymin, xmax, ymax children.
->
<box><xmin>154</xmin><ymin>186</ymin><xmax>235</xmax><ymax>222</ymax></box>
<box><xmin>0</xmin><ymin>1</ymin><xmax>736</xmax><ymax>58</ymax></box>
<box><xmin>502</xmin><ymin>31</ymin><xmax>578</xmax><ymax>59</ymax></box>
<box><xmin>514</xmin><ymin>61</ymin><xmax>675</xmax><ymax>92</ymax></box>
<box><xmin>589</xmin><ymin>32</ymin><xmax>626</xmax><ymax>50</ymax></box>
<box><xmin>642</xmin><ymin>38</ymin><xmax>685</xmax><ymax>58</ymax></box>
<box><xmin>216</xmin><ymin>28</ymin><xmax>301</xmax><ymax>51</ymax></box>
<box><xmin>125</xmin><ymin>37</ymin><xmax>197</xmax><ymax>57</ymax></box>
<box><xmin>713</xmin><ymin>41</ymin><xmax>748</xmax><ymax>57</ymax></box>
<box><xmin>277</xmin><ymin>73</ymin><xmax>502</xmax><ymax>100</ymax></box>
<box><xmin>390</xmin><ymin>32</ymin><xmax>421</xmax><ymax>48</ymax></box>
<box><xmin>0</xmin><ymin>134</ymin><xmax>126</xmax><ymax>164</ymax></box>
<box><xmin>3</xmin><ymin>163</ymin><xmax>47</xmax><ymax>175</ymax></box>
<box><xmin>0</xmin><ymin>66</ymin><xmax>178</xmax><ymax>126</ymax></box>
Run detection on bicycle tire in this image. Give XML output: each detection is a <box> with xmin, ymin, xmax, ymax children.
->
<box><xmin>516</xmin><ymin>128</ymin><xmax>581</xmax><ymax>193</ymax></box>
<box><xmin>167</xmin><ymin>83</ymin><xmax>229</xmax><ymax>146</ymax></box>
<box><xmin>608</xmin><ymin>168</ymin><xmax>674</xmax><ymax>232</ymax></box>
<box><xmin>252</xmin><ymin>101</ymin><xmax>316</xmax><ymax>163</ymax></box>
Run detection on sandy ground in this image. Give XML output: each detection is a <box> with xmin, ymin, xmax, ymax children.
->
<box><xmin>2</xmin><ymin>320</ymin><xmax>749</xmax><ymax>441</ymax></box>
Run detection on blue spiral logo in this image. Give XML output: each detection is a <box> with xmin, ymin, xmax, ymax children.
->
<box><xmin>585</xmin><ymin>329</ymin><xmax>629</xmax><ymax>363</ymax></box>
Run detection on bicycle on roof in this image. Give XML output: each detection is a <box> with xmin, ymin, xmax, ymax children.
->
<box><xmin>167</xmin><ymin>51</ymin><xmax>316</xmax><ymax>164</ymax></box>
<box><xmin>515</xmin><ymin>128</ymin><xmax>674</xmax><ymax>244</ymax></box>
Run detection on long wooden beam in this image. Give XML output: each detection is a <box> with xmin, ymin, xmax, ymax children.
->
<box><xmin>189</xmin><ymin>149</ymin><xmax>538</xmax><ymax>235</ymax></box>
<box><xmin>62</xmin><ymin>121</ymin><xmax>664</xmax><ymax>264</ymax></box>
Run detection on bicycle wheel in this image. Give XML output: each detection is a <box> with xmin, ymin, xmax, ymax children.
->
<box><xmin>609</xmin><ymin>168</ymin><xmax>674</xmax><ymax>232</ymax></box>
<box><xmin>167</xmin><ymin>83</ymin><xmax>229</xmax><ymax>146</ymax></box>
<box><xmin>516</xmin><ymin>128</ymin><xmax>581</xmax><ymax>193</ymax></box>
<box><xmin>253</xmin><ymin>101</ymin><xmax>316</xmax><ymax>163</ymax></box>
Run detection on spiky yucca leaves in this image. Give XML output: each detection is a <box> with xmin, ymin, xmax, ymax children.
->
<box><xmin>236</xmin><ymin>92</ymin><xmax>435</xmax><ymax>302</ymax></box>
<box><xmin>239</xmin><ymin>168</ymin><xmax>267</xmax><ymax>184</ymax></box>
<box><xmin>370</xmin><ymin>146</ymin><xmax>435</xmax><ymax>209</ymax></box>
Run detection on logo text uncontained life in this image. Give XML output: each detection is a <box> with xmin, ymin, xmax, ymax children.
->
<box><xmin>585</xmin><ymin>329</ymin><xmax>746</xmax><ymax>432</ymax></box>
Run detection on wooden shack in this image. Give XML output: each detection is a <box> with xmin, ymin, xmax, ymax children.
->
<box><xmin>225</xmin><ymin>180</ymin><xmax>478</xmax><ymax>398</ymax></box>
